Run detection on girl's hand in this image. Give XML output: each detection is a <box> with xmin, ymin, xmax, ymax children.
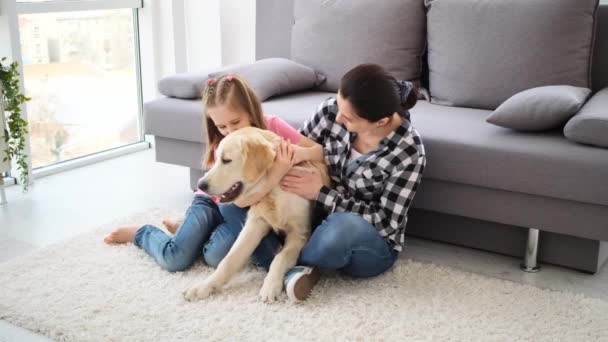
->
<box><xmin>274</xmin><ymin>139</ymin><xmax>295</xmax><ymax>177</ymax></box>
<box><xmin>280</xmin><ymin>169</ymin><xmax>324</xmax><ymax>200</ymax></box>
<box><xmin>292</xmin><ymin>145</ymin><xmax>305</xmax><ymax>165</ymax></box>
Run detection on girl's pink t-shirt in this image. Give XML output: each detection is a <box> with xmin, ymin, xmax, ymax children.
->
<box><xmin>264</xmin><ymin>115</ymin><xmax>301</xmax><ymax>144</ymax></box>
<box><xmin>195</xmin><ymin>115</ymin><xmax>301</xmax><ymax>199</ymax></box>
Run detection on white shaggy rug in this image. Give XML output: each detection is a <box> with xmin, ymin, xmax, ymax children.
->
<box><xmin>1</xmin><ymin>209</ymin><xmax>608</xmax><ymax>342</ymax></box>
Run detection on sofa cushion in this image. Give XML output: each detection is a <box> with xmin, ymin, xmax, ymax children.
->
<box><xmin>158</xmin><ymin>70</ymin><xmax>217</xmax><ymax>99</ymax></box>
<box><xmin>485</xmin><ymin>86</ymin><xmax>591</xmax><ymax>131</ymax></box>
<box><xmin>564</xmin><ymin>87</ymin><xmax>608</xmax><ymax>148</ymax></box>
<box><xmin>425</xmin><ymin>0</ymin><xmax>598</xmax><ymax>110</ymax></box>
<box><xmin>144</xmin><ymin>92</ymin><xmax>334</xmax><ymax>144</ymax></box>
<box><xmin>410</xmin><ymin>101</ymin><xmax>608</xmax><ymax>207</ymax></box>
<box><xmin>291</xmin><ymin>0</ymin><xmax>426</xmax><ymax>92</ymax></box>
<box><xmin>209</xmin><ymin>58</ymin><xmax>326</xmax><ymax>101</ymax></box>
<box><xmin>158</xmin><ymin>58</ymin><xmax>325</xmax><ymax>100</ymax></box>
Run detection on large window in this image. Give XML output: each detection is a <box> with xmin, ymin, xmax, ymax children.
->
<box><xmin>15</xmin><ymin>0</ymin><xmax>145</xmax><ymax>170</ymax></box>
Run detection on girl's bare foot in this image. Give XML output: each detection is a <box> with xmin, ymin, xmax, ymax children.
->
<box><xmin>162</xmin><ymin>219</ymin><xmax>180</xmax><ymax>234</ymax></box>
<box><xmin>103</xmin><ymin>226</ymin><xmax>139</xmax><ymax>244</ymax></box>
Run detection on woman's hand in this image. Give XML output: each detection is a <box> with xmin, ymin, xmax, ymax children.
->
<box><xmin>280</xmin><ymin>169</ymin><xmax>324</xmax><ymax>200</ymax></box>
<box><xmin>273</xmin><ymin>139</ymin><xmax>295</xmax><ymax>177</ymax></box>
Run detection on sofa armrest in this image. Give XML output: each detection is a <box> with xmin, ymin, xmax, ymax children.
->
<box><xmin>564</xmin><ymin>87</ymin><xmax>608</xmax><ymax>148</ymax></box>
<box><xmin>158</xmin><ymin>66</ymin><xmax>233</xmax><ymax>99</ymax></box>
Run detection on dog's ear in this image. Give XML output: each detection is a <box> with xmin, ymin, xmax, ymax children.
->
<box><xmin>241</xmin><ymin>138</ymin><xmax>275</xmax><ymax>182</ymax></box>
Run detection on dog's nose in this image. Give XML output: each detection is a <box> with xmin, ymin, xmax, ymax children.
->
<box><xmin>197</xmin><ymin>179</ymin><xmax>208</xmax><ymax>192</ymax></box>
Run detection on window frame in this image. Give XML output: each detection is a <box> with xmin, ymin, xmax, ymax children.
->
<box><xmin>11</xmin><ymin>0</ymin><xmax>150</xmax><ymax>181</ymax></box>
<box><xmin>16</xmin><ymin>0</ymin><xmax>143</xmax><ymax>14</ymax></box>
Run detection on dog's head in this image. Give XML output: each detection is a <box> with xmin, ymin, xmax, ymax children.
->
<box><xmin>197</xmin><ymin>127</ymin><xmax>276</xmax><ymax>203</ymax></box>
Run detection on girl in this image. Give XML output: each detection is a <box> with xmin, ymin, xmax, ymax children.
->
<box><xmin>104</xmin><ymin>74</ymin><xmax>317</xmax><ymax>273</ymax></box>
<box><xmin>233</xmin><ymin>64</ymin><xmax>426</xmax><ymax>302</ymax></box>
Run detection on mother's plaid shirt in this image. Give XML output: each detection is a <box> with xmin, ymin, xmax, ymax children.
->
<box><xmin>299</xmin><ymin>97</ymin><xmax>426</xmax><ymax>251</ymax></box>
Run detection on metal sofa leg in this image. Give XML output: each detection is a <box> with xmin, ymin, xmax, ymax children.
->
<box><xmin>520</xmin><ymin>228</ymin><xmax>541</xmax><ymax>272</ymax></box>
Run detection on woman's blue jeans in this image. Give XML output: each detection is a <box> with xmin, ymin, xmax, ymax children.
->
<box><xmin>249</xmin><ymin>212</ymin><xmax>399</xmax><ymax>278</ymax></box>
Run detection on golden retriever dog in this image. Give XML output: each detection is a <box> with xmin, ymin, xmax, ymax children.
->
<box><xmin>183</xmin><ymin>127</ymin><xmax>329</xmax><ymax>303</ymax></box>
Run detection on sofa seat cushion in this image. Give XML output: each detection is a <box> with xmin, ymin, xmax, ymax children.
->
<box><xmin>410</xmin><ymin>101</ymin><xmax>608</xmax><ymax>206</ymax></box>
<box><xmin>260</xmin><ymin>91</ymin><xmax>335</xmax><ymax>129</ymax></box>
<box><xmin>144</xmin><ymin>92</ymin><xmax>334</xmax><ymax>144</ymax></box>
<box><xmin>144</xmin><ymin>97</ymin><xmax>205</xmax><ymax>143</ymax></box>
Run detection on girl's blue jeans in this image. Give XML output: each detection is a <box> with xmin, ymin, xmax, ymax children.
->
<box><xmin>133</xmin><ymin>195</ymin><xmax>398</xmax><ymax>277</ymax></box>
<box><xmin>133</xmin><ymin>195</ymin><xmax>248</xmax><ymax>272</ymax></box>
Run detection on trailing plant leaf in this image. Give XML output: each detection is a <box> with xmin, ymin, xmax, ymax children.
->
<box><xmin>1</xmin><ymin>57</ymin><xmax>30</xmax><ymax>191</ymax></box>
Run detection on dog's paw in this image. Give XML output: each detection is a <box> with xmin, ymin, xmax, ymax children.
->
<box><xmin>259</xmin><ymin>277</ymin><xmax>283</xmax><ymax>303</ymax></box>
<box><xmin>183</xmin><ymin>282</ymin><xmax>215</xmax><ymax>301</ymax></box>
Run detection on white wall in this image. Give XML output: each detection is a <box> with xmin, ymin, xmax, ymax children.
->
<box><xmin>138</xmin><ymin>0</ymin><xmax>161</xmax><ymax>102</ymax></box>
<box><xmin>184</xmin><ymin>0</ymin><xmax>222</xmax><ymax>72</ymax></box>
<box><xmin>219</xmin><ymin>0</ymin><xmax>256</xmax><ymax>66</ymax></box>
<box><xmin>141</xmin><ymin>0</ymin><xmax>254</xmax><ymax>100</ymax></box>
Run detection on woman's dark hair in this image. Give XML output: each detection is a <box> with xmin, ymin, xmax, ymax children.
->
<box><xmin>339</xmin><ymin>64</ymin><xmax>418</xmax><ymax>122</ymax></box>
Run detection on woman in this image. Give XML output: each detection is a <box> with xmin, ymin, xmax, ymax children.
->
<box><xmin>249</xmin><ymin>63</ymin><xmax>427</xmax><ymax>301</ymax></box>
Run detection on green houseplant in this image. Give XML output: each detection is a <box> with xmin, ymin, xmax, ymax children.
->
<box><xmin>1</xmin><ymin>57</ymin><xmax>30</xmax><ymax>191</ymax></box>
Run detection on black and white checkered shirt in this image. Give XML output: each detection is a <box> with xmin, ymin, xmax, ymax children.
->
<box><xmin>299</xmin><ymin>97</ymin><xmax>426</xmax><ymax>252</ymax></box>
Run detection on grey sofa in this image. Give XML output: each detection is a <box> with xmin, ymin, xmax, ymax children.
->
<box><xmin>144</xmin><ymin>0</ymin><xmax>608</xmax><ymax>274</ymax></box>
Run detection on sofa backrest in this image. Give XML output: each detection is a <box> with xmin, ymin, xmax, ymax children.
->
<box><xmin>255</xmin><ymin>0</ymin><xmax>608</xmax><ymax>94</ymax></box>
<box><xmin>255</xmin><ymin>0</ymin><xmax>294</xmax><ymax>61</ymax></box>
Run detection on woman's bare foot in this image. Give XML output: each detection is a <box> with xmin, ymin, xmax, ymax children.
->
<box><xmin>162</xmin><ymin>219</ymin><xmax>180</xmax><ymax>234</ymax></box>
<box><xmin>103</xmin><ymin>226</ymin><xmax>139</xmax><ymax>244</ymax></box>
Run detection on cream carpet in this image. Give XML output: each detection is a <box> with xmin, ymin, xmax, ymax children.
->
<box><xmin>1</xmin><ymin>209</ymin><xmax>607</xmax><ymax>341</ymax></box>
